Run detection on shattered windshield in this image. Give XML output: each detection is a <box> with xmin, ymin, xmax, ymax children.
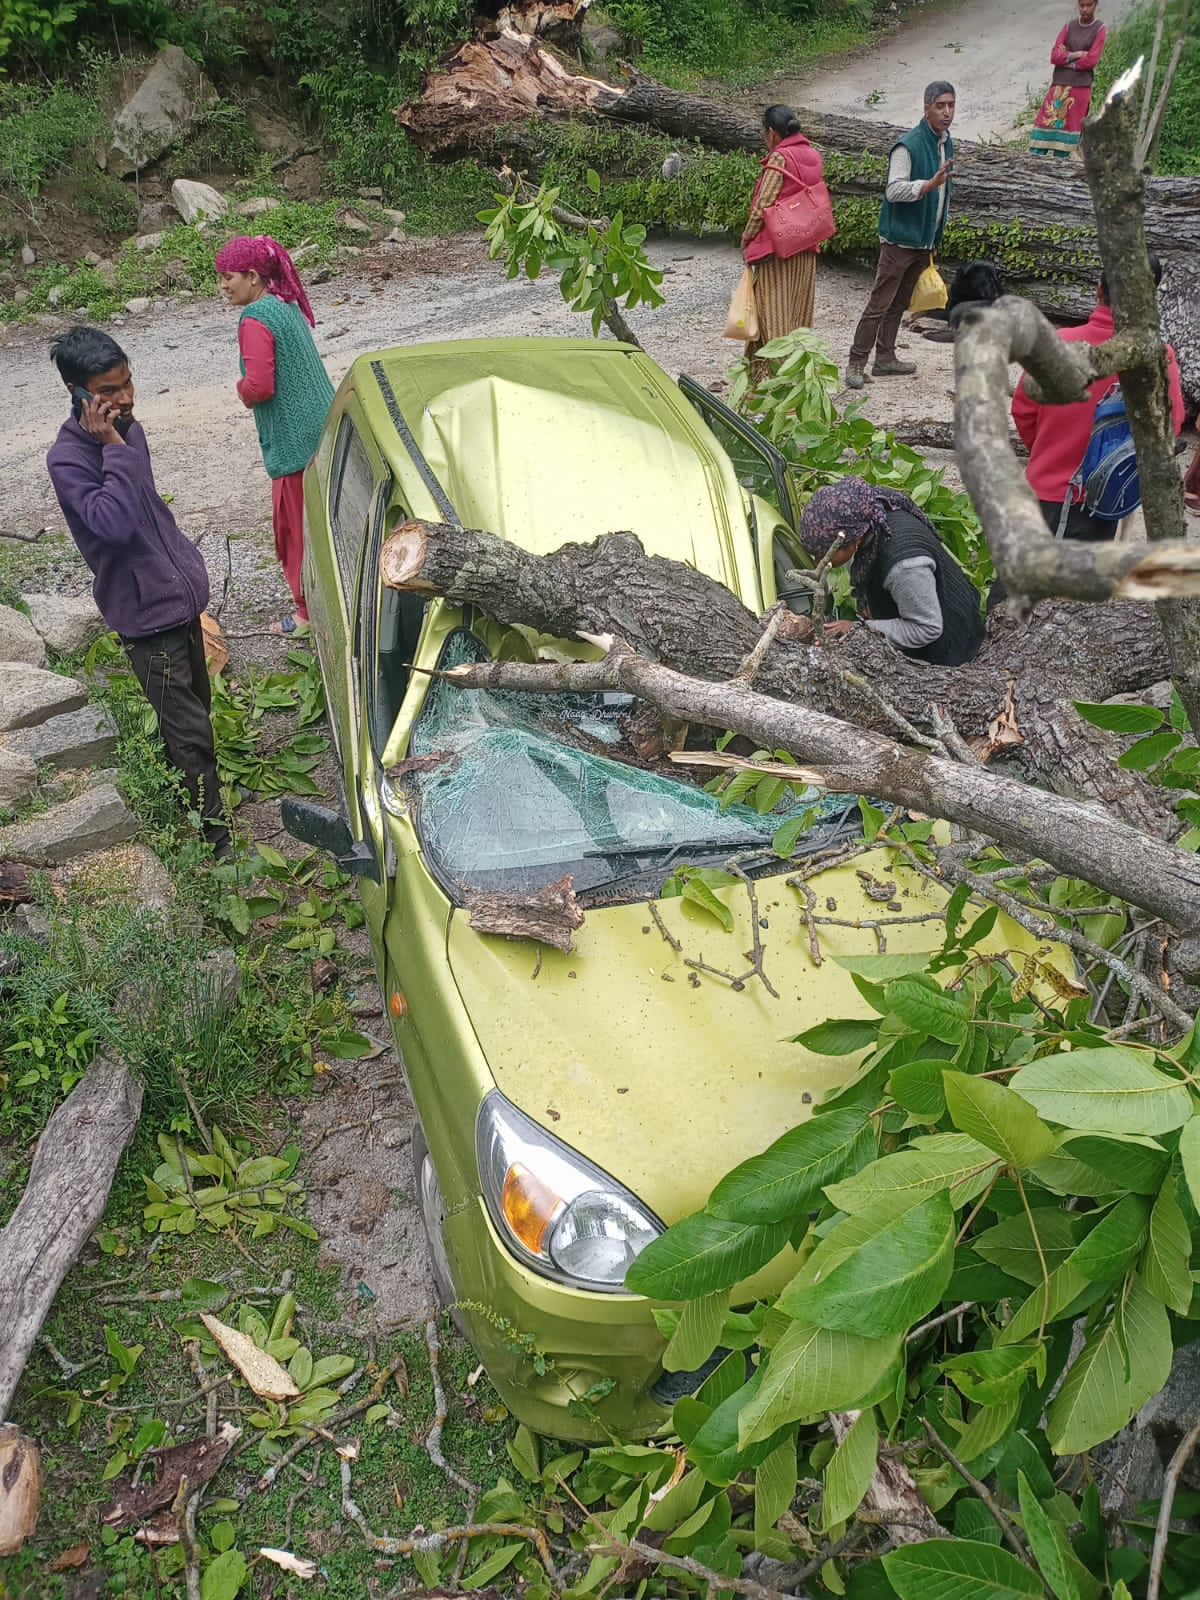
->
<box><xmin>403</xmin><ymin>630</ymin><xmax>858</xmax><ymax>904</ymax></box>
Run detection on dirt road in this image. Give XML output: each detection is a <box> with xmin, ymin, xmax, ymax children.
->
<box><xmin>757</xmin><ymin>0</ymin><xmax>1138</xmax><ymax>142</ymax></box>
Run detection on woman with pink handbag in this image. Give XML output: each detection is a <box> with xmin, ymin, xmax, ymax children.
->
<box><xmin>740</xmin><ymin>104</ymin><xmax>835</xmax><ymax>382</ymax></box>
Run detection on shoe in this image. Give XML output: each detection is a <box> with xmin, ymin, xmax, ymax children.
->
<box><xmin>209</xmin><ymin>831</ymin><xmax>235</xmax><ymax>861</ymax></box>
<box><xmin>1186</xmin><ymin>494</ymin><xmax>1200</xmax><ymax>517</ymax></box>
<box><xmin>872</xmin><ymin>357</ymin><xmax>918</xmax><ymax>377</ymax></box>
<box><xmin>271</xmin><ymin>615</ymin><xmax>311</xmax><ymax>637</ymax></box>
<box><xmin>845</xmin><ymin>362</ymin><xmax>867</xmax><ymax>390</ymax></box>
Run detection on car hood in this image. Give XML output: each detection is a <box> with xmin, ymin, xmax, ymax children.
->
<box><xmin>446</xmin><ymin>859</ymin><xmax>938</xmax><ymax>1225</ymax></box>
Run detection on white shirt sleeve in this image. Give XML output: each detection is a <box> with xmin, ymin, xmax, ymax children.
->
<box><xmin>885</xmin><ymin>146</ymin><xmax>925</xmax><ymax>204</ymax></box>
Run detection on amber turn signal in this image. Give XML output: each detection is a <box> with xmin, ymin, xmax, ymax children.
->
<box><xmin>389</xmin><ymin>991</ymin><xmax>408</xmax><ymax>1017</ymax></box>
<box><xmin>502</xmin><ymin>1162</ymin><xmax>565</xmax><ymax>1255</ymax></box>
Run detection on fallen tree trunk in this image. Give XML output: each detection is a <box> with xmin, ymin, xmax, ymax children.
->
<box><xmin>381</xmin><ymin>518</ymin><xmax>1200</xmax><ymax>934</ymax></box>
<box><xmin>0</xmin><ymin>1055</ymin><xmax>142</xmax><ymax>1419</ymax></box>
<box><xmin>393</xmin><ymin>30</ymin><xmax>1200</xmax><ymax>333</ymax></box>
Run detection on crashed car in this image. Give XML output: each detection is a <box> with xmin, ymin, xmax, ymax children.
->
<box><xmin>289</xmin><ymin>337</ymin><xmax>1031</xmax><ymax>1439</ymax></box>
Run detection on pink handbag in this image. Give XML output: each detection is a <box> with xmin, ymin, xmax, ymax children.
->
<box><xmin>763</xmin><ymin>182</ymin><xmax>836</xmax><ymax>259</ymax></box>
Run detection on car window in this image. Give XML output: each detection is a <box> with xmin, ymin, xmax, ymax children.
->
<box><xmin>401</xmin><ymin>629</ymin><xmax>858</xmax><ymax>905</ymax></box>
<box><xmin>329</xmin><ymin>417</ymin><xmax>375</xmax><ymax>599</ymax></box>
<box><xmin>677</xmin><ymin>375</ymin><xmax>798</xmax><ymax>531</ymax></box>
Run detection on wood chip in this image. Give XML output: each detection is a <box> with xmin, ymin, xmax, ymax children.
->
<box><xmin>0</xmin><ymin>1426</ymin><xmax>40</xmax><ymax>1557</ymax></box>
<box><xmin>49</xmin><ymin>1542</ymin><xmax>90</xmax><ymax>1572</ymax></box>
<box><xmin>201</xmin><ymin>1315</ymin><xmax>300</xmax><ymax>1400</ymax></box>
<box><xmin>259</xmin><ymin>1547</ymin><xmax>318</xmax><ymax>1578</ymax></box>
<box><xmin>102</xmin><ymin>1425</ymin><xmax>239</xmax><ymax>1531</ymax></box>
<box><xmin>466</xmin><ymin>873</ymin><xmax>584</xmax><ymax>952</ymax></box>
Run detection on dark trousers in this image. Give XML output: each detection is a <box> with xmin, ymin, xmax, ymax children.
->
<box><xmin>121</xmin><ymin>617</ymin><xmax>226</xmax><ymax>839</ymax></box>
<box><xmin>850</xmin><ymin>242</ymin><xmax>929</xmax><ymax>364</ymax></box>
<box><xmin>1038</xmin><ymin>497</ymin><xmax>1113</xmax><ymax>541</ymax></box>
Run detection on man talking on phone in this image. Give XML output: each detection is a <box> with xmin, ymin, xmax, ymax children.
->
<box><xmin>845</xmin><ymin>81</ymin><xmax>956</xmax><ymax>391</ymax></box>
<box><xmin>46</xmin><ymin>326</ymin><xmax>231</xmax><ymax>857</ymax></box>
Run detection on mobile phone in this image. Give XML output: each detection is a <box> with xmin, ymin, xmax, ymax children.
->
<box><xmin>71</xmin><ymin>385</ymin><xmax>93</xmax><ymax>420</ymax></box>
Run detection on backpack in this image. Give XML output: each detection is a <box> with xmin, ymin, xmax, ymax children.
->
<box><xmin>1056</xmin><ymin>381</ymin><xmax>1140</xmax><ymax>536</ymax></box>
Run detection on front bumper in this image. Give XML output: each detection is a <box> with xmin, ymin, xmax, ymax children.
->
<box><xmin>443</xmin><ymin>1196</ymin><xmax>675</xmax><ymax>1441</ymax></box>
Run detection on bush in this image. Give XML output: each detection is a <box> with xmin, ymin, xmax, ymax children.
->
<box><xmin>597</xmin><ymin>0</ymin><xmax>874</xmax><ymax>83</ymax></box>
<box><xmin>1093</xmin><ymin>0</ymin><xmax>1200</xmax><ymax>175</ymax></box>
<box><xmin>0</xmin><ymin>67</ymin><xmax>104</xmax><ymax>199</ymax></box>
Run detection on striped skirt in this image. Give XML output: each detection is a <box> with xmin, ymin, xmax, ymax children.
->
<box><xmin>1030</xmin><ymin>84</ymin><xmax>1091</xmax><ymax>157</ymax></box>
<box><xmin>744</xmin><ymin>250</ymin><xmax>817</xmax><ymax>380</ymax></box>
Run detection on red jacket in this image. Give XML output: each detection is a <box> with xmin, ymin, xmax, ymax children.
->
<box><xmin>744</xmin><ymin>133</ymin><xmax>824</xmax><ymax>264</ymax></box>
<box><xmin>1011</xmin><ymin>303</ymin><xmax>1186</xmax><ymax>502</ymax></box>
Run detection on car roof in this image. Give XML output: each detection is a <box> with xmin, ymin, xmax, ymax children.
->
<box><xmin>349</xmin><ymin>338</ymin><xmax>759</xmax><ymax>598</ymax></box>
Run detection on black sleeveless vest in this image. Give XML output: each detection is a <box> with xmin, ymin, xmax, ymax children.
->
<box><xmin>855</xmin><ymin>512</ymin><xmax>986</xmax><ymax>667</ymax></box>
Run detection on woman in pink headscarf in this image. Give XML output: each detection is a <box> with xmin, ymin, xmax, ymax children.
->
<box><xmin>216</xmin><ymin>236</ymin><xmax>334</xmax><ymax>635</ymax></box>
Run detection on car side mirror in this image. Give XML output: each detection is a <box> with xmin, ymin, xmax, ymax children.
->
<box><xmin>281</xmin><ymin>797</ymin><xmax>381</xmax><ymax>882</ymax></box>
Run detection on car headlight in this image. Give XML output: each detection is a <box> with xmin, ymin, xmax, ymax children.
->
<box><xmin>475</xmin><ymin>1091</ymin><xmax>663</xmax><ymax>1292</ymax></box>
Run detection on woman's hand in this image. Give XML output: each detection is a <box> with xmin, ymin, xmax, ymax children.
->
<box><xmin>823</xmin><ymin>619</ymin><xmax>855</xmax><ymax>639</ymax></box>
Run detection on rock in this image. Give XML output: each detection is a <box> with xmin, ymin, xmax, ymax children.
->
<box><xmin>46</xmin><ymin>286</ymin><xmax>64</xmax><ymax>306</ymax></box>
<box><xmin>384</xmin><ymin>229</ymin><xmax>407</xmax><ymax>245</ymax></box>
<box><xmin>358</xmin><ymin>186</ymin><xmax>383</xmax><ymax>201</ymax></box>
<box><xmin>134</xmin><ymin>232</ymin><xmax>164</xmax><ymax>254</ymax></box>
<box><xmin>0</xmin><ymin>749</ymin><xmax>37</xmax><ymax>808</ymax></box>
<box><xmin>95</xmin><ymin>261</ymin><xmax>117</xmax><ymax>286</ymax></box>
<box><xmin>162</xmin><ymin>258</ymin><xmax>193</xmax><ymax>289</ymax></box>
<box><xmin>0</xmin><ymin>604</ymin><xmax>46</xmax><ymax>667</ymax></box>
<box><xmin>108</xmin><ymin>45</ymin><xmax>216</xmax><ymax>177</ymax></box>
<box><xmin>170</xmin><ymin>178</ymin><xmax>227</xmax><ymax>224</ymax></box>
<box><xmin>59</xmin><ymin>841</ymin><xmax>173</xmax><ymax>912</ymax></box>
<box><xmin>137</xmin><ymin>201</ymin><xmax>171</xmax><ymax>232</ymax></box>
<box><xmin>19</xmin><ymin>244</ymin><xmax>35</xmax><ymax>267</ymax></box>
<box><xmin>0</xmin><ymin>665</ymin><xmax>88</xmax><ymax>733</ymax></box>
<box><xmin>22</xmin><ymin>593</ymin><xmax>105</xmax><ymax>658</ymax></box>
<box><xmin>189</xmin><ymin>948</ymin><xmax>242</xmax><ymax>1019</ymax></box>
<box><xmin>382</xmin><ymin>209</ymin><xmax>406</xmax><ymax>226</ymax></box>
<box><xmin>235</xmin><ymin>195</ymin><xmax>281</xmax><ymax>217</ymax></box>
<box><xmin>0</xmin><ymin>784</ymin><xmax>137</xmax><ymax>864</ymax></box>
<box><xmin>83</xmin><ymin>251</ymin><xmax>102</xmax><ymax>266</ymax></box>
<box><xmin>11</xmin><ymin>903</ymin><xmax>51</xmax><ymax>941</ymax></box>
<box><xmin>1</xmin><ymin>705</ymin><xmax>118</xmax><ymax>770</ymax></box>
<box><xmin>12</xmin><ymin>288</ymin><xmax>29</xmax><ymax>306</ymax></box>
<box><xmin>337</xmin><ymin>210</ymin><xmax>372</xmax><ymax>235</ymax></box>
<box><xmin>124</xmin><ymin>298</ymin><xmax>151</xmax><ymax>315</ymax></box>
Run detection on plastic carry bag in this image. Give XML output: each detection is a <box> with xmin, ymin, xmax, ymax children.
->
<box><xmin>723</xmin><ymin>266</ymin><xmax>760</xmax><ymax>341</ymax></box>
<box><xmin>909</xmin><ymin>253</ymin><xmax>948</xmax><ymax>314</ymax></box>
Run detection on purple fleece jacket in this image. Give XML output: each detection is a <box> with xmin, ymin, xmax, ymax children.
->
<box><xmin>46</xmin><ymin>413</ymin><xmax>209</xmax><ymax>639</ymax></box>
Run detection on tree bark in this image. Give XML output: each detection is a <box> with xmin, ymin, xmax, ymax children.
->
<box><xmin>392</xmin><ymin>31</ymin><xmax>1200</xmax><ymax>334</ymax></box>
<box><xmin>0</xmin><ymin>1056</ymin><xmax>142</xmax><ymax>1419</ymax></box>
<box><xmin>381</xmin><ymin>518</ymin><xmax>1200</xmax><ymax>933</ymax></box>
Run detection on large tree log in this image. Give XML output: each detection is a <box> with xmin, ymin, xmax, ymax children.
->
<box><xmin>380</xmin><ymin>518</ymin><xmax>1200</xmax><ymax>934</ymax></box>
<box><xmin>0</xmin><ymin>1055</ymin><xmax>142</xmax><ymax>1419</ymax></box>
<box><xmin>393</xmin><ymin>29</ymin><xmax>1200</xmax><ymax>341</ymax></box>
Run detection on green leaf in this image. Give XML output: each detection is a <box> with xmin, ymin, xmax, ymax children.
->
<box><xmin>1010</xmin><ymin>1048</ymin><xmax>1196</xmax><ymax>1135</ymax></box>
<box><xmin>685</xmin><ymin>1371</ymin><xmax>795</xmax><ymax>1485</ymax></box>
<box><xmin>1017</xmin><ymin>1471</ymin><xmax>1101</xmax><ymax>1600</ymax></box>
<box><xmin>890</xmin><ymin>1059</ymin><xmax>953</xmax><ymax>1120</ymax></box>
<box><xmin>506</xmin><ymin>1423</ymin><xmax>540</xmax><ymax>1482</ymax></box>
<box><xmin>101</xmin><ymin>1448</ymin><xmax>128</xmax><ymax>1481</ymax></box>
<box><xmin>738</xmin><ymin>1321</ymin><xmax>901</xmax><ymax>1446</ymax></box>
<box><xmin>884</xmin><ymin>976</ymin><xmax>968</xmax><ymax>1044</ymax></box>
<box><xmin>755</xmin><ymin>1437</ymin><xmax>797</xmax><ymax>1542</ymax></box>
<box><xmin>709</xmin><ymin>1109</ymin><xmax>874</xmax><ymax>1224</ymax></box>
<box><xmin>1045</xmin><ymin>1276</ymin><xmax>1172</xmax><ymax>1453</ymax></box>
<box><xmin>662</xmin><ymin>1291</ymin><xmax>728</xmax><ymax>1373</ymax></box>
<box><xmin>825</xmin><ymin>1133</ymin><xmax>1000</xmax><ymax>1216</ymax></box>
<box><xmin>1066</xmin><ymin>1195</ymin><xmax>1150</xmax><ymax>1283</ymax></box>
<box><xmin>200</xmin><ymin>1549</ymin><xmax>247</xmax><ymax>1600</ymax></box>
<box><xmin>944</xmin><ymin>1073</ymin><xmax>1058</xmax><ymax>1168</ymax></box>
<box><xmin>997</xmin><ymin>1262</ymin><xmax>1097</xmax><ymax>1346</ymax></box>
<box><xmin>288</xmin><ymin>1347</ymin><xmax>313</xmax><ymax>1390</ymax></box>
<box><xmin>1140</xmin><ymin>1177</ymin><xmax>1194</xmax><ymax>1315</ymax></box>
<box><xmin>822</xmin><ymin>1409</ymin><xmax>877</xmax><ymax>1530</ymax></box>
<box><xmin>1072</xmin><ymin>701</ymin><xmax>1164</xmax><ymax>734</ymax></box>
<box><xmin>1117</xmin><ymin>731</ymin><xmax>1182</xmax><ymax>770</ymax></box>
<box><xmin>210</xmin><ymin>1522</ymin><xmax>236</xmax><ymax>1554</ymax></box>
<box><xmin>1059</xmin><ymin>1132</ymin><xmax>1169</xmax><ymax>1194</ymax></box>
<box><xmin>975</xmin><ymin>1209</ymin><xmax>1081</xmax><ymax>1286</ymax></box>
<box><xmin>953</xmin><ymin>1394</ymin><xmax>1021</xmax><ymax>1464</ymax></box>
<box><xmin>835</xmin><ymin>954</ymin><xmax>933</xmax><ymax>982</ymax></box>
<box><xmin>941</xmin><ymin>1343</ymin><xmax>1045</xmax><ymax>1408</ymax></box>
<box><xmin>780</xmin><ymin>1190</ymin><xmax>955</xmax><ymax>1337</ymax></box>
<box><xmin>179</xmin><ymin>1277</ymin><xmax>228</xmax><ymax>1311</ymax></box>
<box><xmin>460</xmin><ymin>1543</ymin><xmax>524</xmax><ymax>1589</ymax></box>
<box><xmin>791</xmin><ymin>1020</ymin><xmax>879</xmax><ymax>1056</ymax></box>
<box><xmin>1178</xmin><ymin>1117</ymin><xmax>1200</xmax><ymax>1211</ymax></box>
<box><xmin>309</xmin><ymin>1354</ymin><xmax>356</xmax><ymax>1386</ymax></box>
<box><xmin>624</xmin><ymin>1212</ymin><xmax>789</xmax><ymax>1300</ymax></box>
<box><xmin>681</xmin><ymin>876</ymin><xmax>734</xmax><ymax>931</ymax></box>
<box><xmin>885</xmin><ymin>1538</ymin><xmax>1043</xmax><ymax>1600</ymax></box>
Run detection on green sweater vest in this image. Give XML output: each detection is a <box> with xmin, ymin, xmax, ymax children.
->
<box><xmin>877</xmin><ymin>120</ymin><xmax>953</xmax><ymax>251</ymax></box>
<box><xmin>239</xmin><ymin>294</ymin><xmax>335</xmax><ymax>479</ymax></box>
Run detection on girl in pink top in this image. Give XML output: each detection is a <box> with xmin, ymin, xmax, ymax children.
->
<box><xmin>1030</xmin><ymin>0</ymin><xmax>1108</xmax><ymax>158</ymax></box>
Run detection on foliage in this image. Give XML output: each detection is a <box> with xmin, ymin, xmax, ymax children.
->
<box><xmin>1076</xmin><ymin>687</ymin><xmax>1200</xmax><ymax>843</ymax></box>
<box><xmin>143</xmin><ymin>1126</ymin><xmax>314</xmax><ymax>1241</ymax></box>
<box><xmin>0</xmin><ymin>62</ymin><xmax>104</xmax><ymax>197</ymax></box>
<box><xmin>611</xmin><ymin>875</ymin><xmax>1200</xmax><ymax>1594</ymax></box>
<box><xmin>1094</xmin><ymin>0</ymin><xmax>1200</xmax><ymax>176</ymax></box>
<box><xmin>479</xmin><ymin>170</ymin><xmax>665</xmax><ymax>337</ymax></box>
<box><xmin>597</xmin><ymin>0</ymin><xmax>874</xmax><ymax>86</ymax></box>
<box><xmin>732</xmin><ymin>330</ymin><xmax>993</xmax><ymax>586</ymax></box>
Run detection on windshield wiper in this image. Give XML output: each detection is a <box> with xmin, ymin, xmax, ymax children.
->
<box><xmin>583</xmin><ymin>838</ymin><xmax>768</xmax><ymax>866</ymax></box>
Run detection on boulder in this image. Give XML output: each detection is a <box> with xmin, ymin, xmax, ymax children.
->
<box><xmin>19</xmin><ymin>244</ymin><xmax>35</xmax><ymax>267</ymax></box>
<box><xmin>22</xmin><ymin>592</ymin><xmax>105</xmax><ymax>656</ymax></box>
<box><xmin>0</xmin><ymin>749</ymin><xmax>37</xmax><ymax>809</ymax></box>
<box><xmin>59</xmin><ymin>841</ymin><xmax>173</xmax><ymax>912</ymax></box>
<box><xmin>0</xmin><ymin>666</ymin><xmax>88</xmax><ymax>733</ymax></box>
<box><xmin>108</xmin><ymin>45</ymin><xmax>216</xmax><ymax>177</ymax></box>
<box><xmin>0</xmin><ymin>785</ymin><xmax>138</xmax><ymax>864</ymax></box>
<box><xmin>235</xmin><ymin>195</ymin><xmax>281</xmax><ymax>218</ymax></box>
<box><xmin>124</xmin><ymin>298</ymin><xmax>152</xmax><ymax>316</ymax></box>
<box><xmin>0</xmin><ymin>705</ymin><xmax>118</xmax><ymax>770</ymax></box>
<box><xmin>170</xmin><ymin>179</ymin><xmax>228</xmax><ymax>225</ymax></box>
<box><xmin>337</xmin><ymin>210</ymin><xmax>372</xmax><ymax>235</ymax></box>
<box><xmin>134</xmin><ymin>232</ymin><xmax>164</xmax><ymax>254</ymax></box>
<box><xmin>137</xmin><ymin>200</ymin><xmax>172</xmax><ymax>233</ymax></box>
<box><xmin>0</xmin><ymin>605</ymin><xmax>46</xmax><ymax>668</ymax></box>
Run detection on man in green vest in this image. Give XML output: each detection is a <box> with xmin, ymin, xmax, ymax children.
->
<box><xmin>845</xmin><ymin>81</ymin><xmax>956</xmax><ymax>392</ymax></box>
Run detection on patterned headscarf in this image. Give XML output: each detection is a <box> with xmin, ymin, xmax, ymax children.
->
<box><xmin>213</xmin><ymin>235</ymin><xmax>316</xmax><ymax>326</ymax></box>
<box><xmin>798</xmin><ymin>478</ymin><xmax>938</xmax><ymax>587</ymax></box>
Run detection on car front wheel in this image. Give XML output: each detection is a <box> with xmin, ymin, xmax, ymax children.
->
<box><xmin>411</xmin><ymin>1122</ymin><xmax>466</xmax><ymax>1332</ymax></box>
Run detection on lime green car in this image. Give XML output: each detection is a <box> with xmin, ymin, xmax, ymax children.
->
<box><xmin>287</xmin><ymin>338</ymin><xmax>1015</xmax><ymax>1439</ymax></box>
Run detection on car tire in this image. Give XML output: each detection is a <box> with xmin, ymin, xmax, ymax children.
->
<box><xmin>411</xmin><ymin>1122</ymin><xmax>467</xmax><ymax>1334</ymax></box>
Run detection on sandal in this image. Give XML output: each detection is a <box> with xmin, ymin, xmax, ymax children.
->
<box><xmin>271</xmin><ymin>615</ymin><xmax>310</xmax><ymax>636</ymax></box>
<box><xmin>1186</xmin><ymin>495</ymin><xmax>1200</xmax><ymax>517</ymax></box>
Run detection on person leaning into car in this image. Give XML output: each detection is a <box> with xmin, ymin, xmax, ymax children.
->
<box><xmin>45</xmin><ymin>326</ymin><xmax>231</xmax><ymax>858</ymax></box>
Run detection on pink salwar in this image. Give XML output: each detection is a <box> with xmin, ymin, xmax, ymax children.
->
<box><xmin>271</xmin><ymin>471</ymin><xmax>308</xmax><ymax>622</ymax></box>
